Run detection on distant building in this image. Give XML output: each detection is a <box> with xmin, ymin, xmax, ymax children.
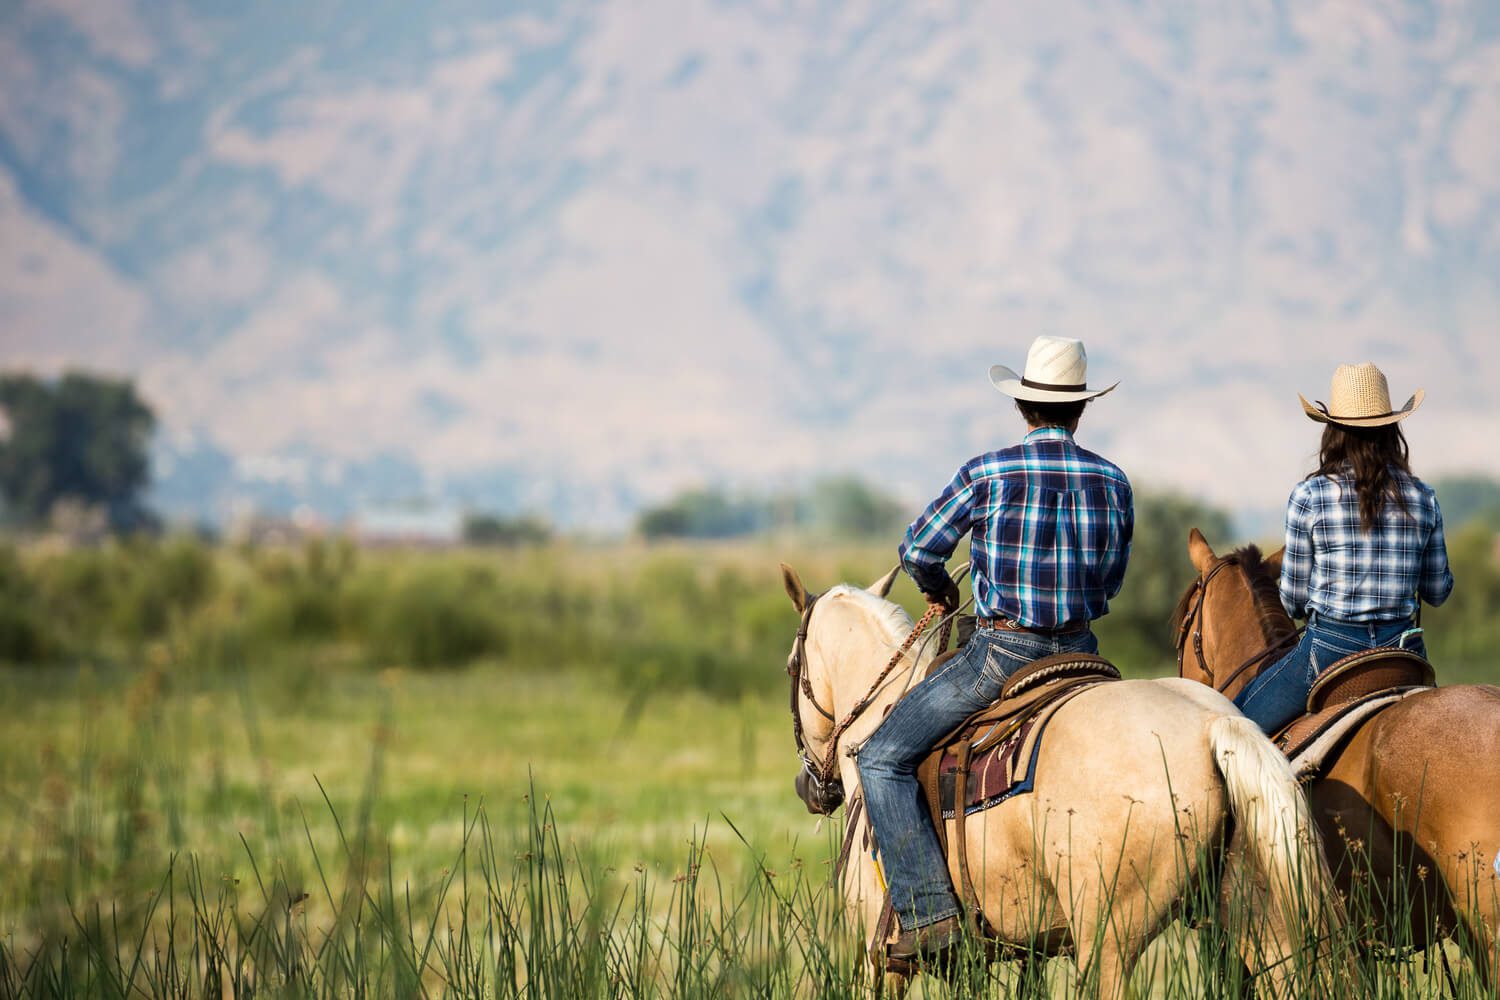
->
<box><xmin>352</xmin><ymin>505</ymin><xmax>464</xmax><ymax>547</ymax></box>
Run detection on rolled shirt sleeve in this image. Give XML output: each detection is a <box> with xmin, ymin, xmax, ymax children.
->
<box><xmin>898</xmin><ymin>465</ymin><xmax>975</xmax><ymax>597</ymax></box>
<box><xmin>1278</xmin><ymin>483</ymin><xmax>1314</xmax><ymax>620</ymax></box>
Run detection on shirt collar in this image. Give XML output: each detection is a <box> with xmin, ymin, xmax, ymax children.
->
<box><xmin>1023</xmin><ymin>426</ymin><xmax>1075</xmax><ymax>445</ymax></box>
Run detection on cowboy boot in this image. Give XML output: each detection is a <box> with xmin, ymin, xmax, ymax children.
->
<box><xmin>888</xmin><ymin>914</ymin><xmax>964</xmax><ymax>966</ymax></box>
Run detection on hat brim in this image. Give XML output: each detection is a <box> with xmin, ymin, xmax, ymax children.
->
<box><xmin>989</xmin><ymin>365</ymin><xmax>1117</xmax><ymax>403</ymax></box>
<box><xmin>1299</xmin><ymin>389</ymin><xmax>1424</xmax><ymax>427</ymax></box>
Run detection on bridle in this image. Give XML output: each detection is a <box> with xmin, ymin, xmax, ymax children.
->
<box><xmin>1175</xmin><ymin>557</ymin><xmax>1300</xmax><ymax>694</ymax></box>
<box><xmin>786</xmin><ymin>592</ymin><xmax>951</xmax><ymax>814</ymax></box>
<box><xmin>786</xmin><ymin>591</ymin><xmax>832</xmax><ymax>777</ymax></box>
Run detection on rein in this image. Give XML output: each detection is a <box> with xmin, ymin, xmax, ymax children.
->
<box><xmin>786</xmin><ymin>595</ymin><xmax>953</xmax><ymax>795</ymax></box>
<box><xmin>1176</xmin><ymin>558</ymin><xmax>1302</xmax><ymax>694</ymax></box>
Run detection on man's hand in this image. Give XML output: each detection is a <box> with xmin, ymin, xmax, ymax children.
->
<box><xmin>924</xmin><ymin>578</ymin><xmax>961</xmax><ymax>614</ymax></box>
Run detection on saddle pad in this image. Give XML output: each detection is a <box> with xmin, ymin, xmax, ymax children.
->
<box><xmin>1286</xmin><ymin>690</ymin><xmax>1421</xmax><ymax>778</ymax></box>
<box><xmin>1276</xmin><ymin>686</ymin><xmax>1428</xmax><ymax>765</ymax></box>
<box><xmin>936</xmin><ymin>683</ymin><xmax>1095</xmax><ymax>819</ymax></box>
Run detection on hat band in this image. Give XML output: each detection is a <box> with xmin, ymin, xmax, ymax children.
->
<box><xmin>1022</xmin><ymin>377</ymin><xmax>1087</xmax><ymax>392</ymax></box>
<box><xmin>1321</xmin><ymin>403</ymin><xmax>1397</xmax><ymax>420</ymax></box>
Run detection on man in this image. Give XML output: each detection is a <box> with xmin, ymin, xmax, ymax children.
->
<box><xmin>856</xmin><ymin>335</ymin><xmax>1134</xmax><ymax>964</ymax></box>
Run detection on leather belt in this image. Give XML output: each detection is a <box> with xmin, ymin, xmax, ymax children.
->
<box><xmin>977</xmin><ymin>617</ymin><xmax>1089</xmax><ymax>636</ymax></box>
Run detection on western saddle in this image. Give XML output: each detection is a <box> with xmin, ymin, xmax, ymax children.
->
<box><xmin>1272</xmin><ymin>646</ymin><xmax>1435</xmax><ymax>762</ymax></box>
<box><xmin>909</xmin><ymin>651</ymin><xmax>1121</xmax><ymax>939</ymax></box>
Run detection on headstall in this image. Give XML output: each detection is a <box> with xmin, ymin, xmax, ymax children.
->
<box><xmin>1175</xmin><ymin>558</ymin><xmax>1300</xmax><ymax>694</ymax></box>
<box><xmin>785</xmin><ymin>593</ymin><xmax>950</xmax><ymax>813</ymax></box>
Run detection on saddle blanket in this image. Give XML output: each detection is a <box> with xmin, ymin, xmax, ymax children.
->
<box><xmin>934</xmin><ymin>684</ymin><xmax>1092</xmax><ymax>819</ymax></box>
<box><xmin>1286</xmin><ymin>687</ymin><xmax>1426</xmax><ymax>778</ymax></box>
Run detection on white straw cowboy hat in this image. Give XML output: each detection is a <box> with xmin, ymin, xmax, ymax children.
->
<box><xmin>1299</xmin><ymin>362</ymin><xmax>1424</xmax><ymax>427</ymax></box>
<box><xmin>989</xmin><ymin>336</ymin><xmax>1118</xmax><ymax>403</ymax></box>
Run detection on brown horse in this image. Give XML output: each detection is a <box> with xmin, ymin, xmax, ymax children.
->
<box><xmin>1175</xmin><ymin>528</ymin><xmax>1500</xmax><ymax>983</ymax></box>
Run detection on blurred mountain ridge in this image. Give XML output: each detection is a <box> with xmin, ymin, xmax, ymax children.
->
<box><xmin>2</xmin><ymin>1</ymin><xmax>1498</xmax><ymax>528</ymax></box>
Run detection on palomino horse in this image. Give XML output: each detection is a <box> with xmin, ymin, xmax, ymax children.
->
<box><xmin>780</xmin><ymin>564</ymin><xmax>1343</xmax><ymax>998</ymax></box>
<box><xmin>1175</xmin><ymin>529</ymin><xmax>1500</xmax><ymax>984</ymax></box>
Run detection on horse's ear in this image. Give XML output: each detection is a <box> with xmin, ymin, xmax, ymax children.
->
<box><xmin>780</xmin><ymin>563</ymin><xmax>809</xmax><ymax>613</ymax></box>
<box><xmin>1265</xmin><ymin>547</ymin><xmax>1285</xmax><ymax>580</ymax></box>
<box><xmin>1188</xmin><ymin>527</ymin><xmax>1217</xmax><ymax>573</ymax></box>
<box><xmin>867</xmin><ymin>565</ymin><xmax>900</xmax><ymax>599</ymax></box>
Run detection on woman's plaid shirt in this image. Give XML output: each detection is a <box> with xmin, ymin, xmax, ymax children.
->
<box><xmin>899</xmin><ymin>427</ymin><xmax>1134</xmax><ymax>628</ymax></box>
<box><xmin>1278</xmin><ymin>470</ymin><xmax>1454</xmax><ymax>623</ymax></box>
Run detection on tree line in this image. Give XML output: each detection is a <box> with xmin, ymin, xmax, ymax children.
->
<box><xmin>4</xmin><ymin>370</ymin><xmax>1500</xmax><ymax>549</ymax></box>
<box><xmin>635</xmin><ymin>476</ymin><xmax>906</xmax><ymax>540</ymax></box>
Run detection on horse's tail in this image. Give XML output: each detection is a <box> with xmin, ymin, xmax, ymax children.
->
<box><xmin>1208</xmin><ymin>715</ymin><xmax>1345</xmax><ymax>965</ymax></box>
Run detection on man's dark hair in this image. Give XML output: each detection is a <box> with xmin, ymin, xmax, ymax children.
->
<box><xmin>1015</xmin><ymin>398</ymin><xmax>1087</xmax><ymax>428</ymax></box>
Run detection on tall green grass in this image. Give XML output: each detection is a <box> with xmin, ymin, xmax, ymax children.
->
<box><xmin>1</xmin><ymin>535</ymin><xmax>1497</xmax><ymax>996</ymax></box>
<box><xmin>2</xmin><ymin>774</ymin><xmax>1491</xmax><ymax>997</ymax></box>
<box><xmin>0</xmin><ymin>671</ymin><xmax>1493</xmax><ymax>998</ymax></box>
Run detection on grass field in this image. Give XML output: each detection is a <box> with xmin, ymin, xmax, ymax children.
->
<box><xmin>0</xmin><ymin>661</ymin><xmax>825</xmax><ymax>918</ymax></box>
<box><xmin>2</xmin><ymin>536</ymin><xmax>1498</xmax><ymax>996</ymax></box>
<box><xmin>0</xmin><ymin>659</ymin><xmax>870</xmax><ymax>997</ymax></box>
<box><xmin>4</xmin><ymin>660</ymin><xmax>1492</xmax><ymax>998</ymax></box>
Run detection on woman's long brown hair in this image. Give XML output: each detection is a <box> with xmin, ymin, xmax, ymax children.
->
<box><xmin>1312</xmin><ymin>423</ymin><xmax>1412</xmax><ymax>530</ymax></box>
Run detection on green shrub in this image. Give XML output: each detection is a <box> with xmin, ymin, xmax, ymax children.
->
<box><xmin>2</xmin><ymin>515</ymin><xmax>1494</xmax><ymax>693</ymax></box>
<box><xmin>107</xmin><ymin>536</ymin><xmax>217</xmax><ymax>639</ymax></box>
<box><xmin>0</xmin><ymin>544</ymin><xmax>59</xmax><ymax>663</ymax></box>
<box><xmin>365</xmin><ymin>565</ymin><xmax>506</xmax><ymax>668</ymax></box>
<box><xmin>1424</xmin><ymin>520</ymin><xmax>1500</xmax><ymax>681</ymax></box>
<box><xmin>241</xmin><ymin>538</ymin><xmax>357</xmax><ymax>643</ymax></box>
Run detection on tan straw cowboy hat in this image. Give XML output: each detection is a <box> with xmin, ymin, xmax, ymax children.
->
<box><xmin>1299</xmin><ymin>362</ymin><xmax>1424</xmax><ymax>427</ymax></box>
<box><xmin>989</xmin><ymin>336</ymin><xmax>1118</xmax><ymax>403</ymax></box>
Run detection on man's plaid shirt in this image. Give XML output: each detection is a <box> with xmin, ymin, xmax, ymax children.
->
<box><xmin>1279</xmin><ymin>469</ymin><xmax>1453</xmax><ymax>623</ymax></box>
<box><xmin>899</xmin><ymin>427</ymin><xmax>1134</xmax><ymax>628</ymax></box>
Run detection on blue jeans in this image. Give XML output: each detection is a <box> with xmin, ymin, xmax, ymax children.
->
<box><xmin>1234</xmin><ymin>614</ymin><xmax>1425</xmax><ymax>734</ymax></box>
<box><xmin>856</xmin><ymin>625</ymin><xmax>1099</xmax><ymax>930</ymax></box>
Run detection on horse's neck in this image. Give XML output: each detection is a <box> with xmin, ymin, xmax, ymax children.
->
<box><xmin>820</xmin><ymin>599</ymin><xmax>932</xmax><ymax>738</ymax></box>
<box><xmin>1212</xmin><ymin>588</ymin><xmax>1287</xmax><ymax>694</ymax></box>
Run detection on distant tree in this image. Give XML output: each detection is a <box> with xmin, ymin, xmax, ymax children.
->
<box><xmin>1433</xmin><ymin>475</ymin><xmax>1500</xmax><ymax>530</ymax></box>
<box><xmin>636</xmin><ymin>489</ymin><xmax>767</xmax><ymax>540</ymax></box>
<box><xmin>0</xmin><ymin>372</ymin><xmax>156</xmax><ymax>531</ymax></box>
<box><xmin>1125</xmin><ymin>491</ymin><xmax>1235</xmax><ymax>605</ymax></box>
<box><xmin>634</xmin><ymin>477</ymin><xmax>910</xmax><ymax>541</ymax></box>
<box><xmin>802</xmin><ymin>476</ymin><xmax>906</xmax><ymax>538</ymax></box>
<box><xmin>1093</xmin><ymin>491</ymin><xmax>1236</xmax><ymax>670</ymax></box>
<box><xmin>462</xmin><ymin>512</ymin><xmax>553</xmax><ymax>547</ymax></box>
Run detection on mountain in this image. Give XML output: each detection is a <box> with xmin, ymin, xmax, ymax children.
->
<box><xmin>3</xmin><ymin>0</ymin><xmax>1498</xmax><ymax>529</ymax></box>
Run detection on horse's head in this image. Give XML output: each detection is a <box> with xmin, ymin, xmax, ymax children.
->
<box><xmin>779</xmin><ymin>562</ymin><xmax>903</xmax><ymax>815</ymax></box>
<box><xmin>1172</xmin><ymin>528</ymin><xmax>1291</xmax><ymax>699</ymax></box>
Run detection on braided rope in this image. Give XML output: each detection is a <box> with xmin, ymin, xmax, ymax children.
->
<box><xmin>811</xmin><ymin>601</ymin><xmax>946</xmax><ymax>783</ymax></box>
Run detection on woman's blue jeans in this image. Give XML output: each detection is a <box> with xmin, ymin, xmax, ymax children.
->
<box><xmin>1233</xmin><ymin>614</ymin><xmax>1425</xmax><ymax>735</ymax></box>
<box><xmin>856</xmin><ymin>625</ymin><xmax>1098</xmax><ymax>930</ymax></box>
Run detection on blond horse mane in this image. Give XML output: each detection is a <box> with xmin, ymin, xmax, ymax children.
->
<box><xmin>821</xmin><ymin>584</ymin><xmax>916</xmax><ymax>649</ymax></box>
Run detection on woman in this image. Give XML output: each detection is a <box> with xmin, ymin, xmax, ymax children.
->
<box><xmin>1235</xmin><ymin>362</ymin><xmax>1454</xmax><ymax>734</ymax></box>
